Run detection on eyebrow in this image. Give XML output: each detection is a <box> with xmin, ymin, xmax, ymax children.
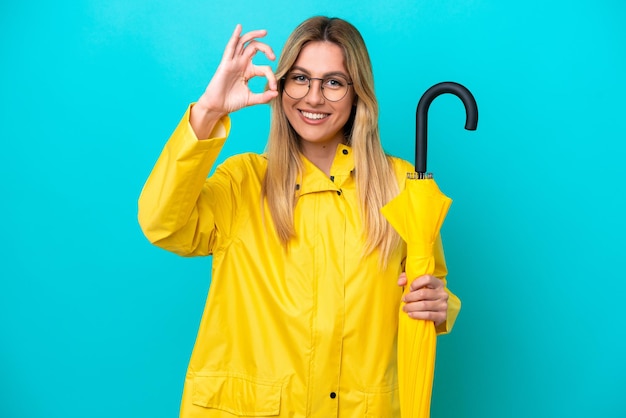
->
<box><xmin>290</xmin><ymin>66</ymin><xmax>350</xmax><ymax>79</ymax></box>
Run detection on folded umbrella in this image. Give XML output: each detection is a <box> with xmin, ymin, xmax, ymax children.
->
<box><xmin>382</xmin><ymin>175</ymin><xmax>451</xmax><ymax>418</ymax></box>
<box><xmin>382</xmin><ymin>82</ymin><xmax>478</xmax><ymax>418</ymax></box>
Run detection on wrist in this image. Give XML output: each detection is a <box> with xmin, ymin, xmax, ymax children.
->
<box><xmin>189</xmin><ymin>103</ymin><xmax>226</xmax><ymax>140</ymax></box>
<box><xmin>191</xmin><ymin>101</ymin><xmax>227</xmax><ymax>121</ymax></box>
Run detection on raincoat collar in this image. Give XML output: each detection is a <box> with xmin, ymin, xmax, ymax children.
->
<box><xmin>296</xmin><ymin>144</ymin><xmax>354</xmax><ymax>196</ymax></box>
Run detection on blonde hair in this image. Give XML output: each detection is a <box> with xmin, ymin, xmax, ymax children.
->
<box><xmin>263</xmin><ymin>16</ymin><xmax>400</xmax><ymax>261</ymax></box>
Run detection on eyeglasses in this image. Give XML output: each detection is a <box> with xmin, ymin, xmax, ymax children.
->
<box><xmin>281</xmin><ymin>73</ymin><xmax>353</xmax><ymax>102</ymax></box>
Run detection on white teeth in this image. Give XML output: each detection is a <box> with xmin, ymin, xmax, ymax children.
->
<box><xmin>301</xmin><ymin>111</ymin><xmax>329</xmax><ymax>120</ymax></box>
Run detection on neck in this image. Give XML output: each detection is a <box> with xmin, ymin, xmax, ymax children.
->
<box><xmin>300</xmin><ymin>140</ymin><xmax>342</xmax><ymax>176</ymax></box>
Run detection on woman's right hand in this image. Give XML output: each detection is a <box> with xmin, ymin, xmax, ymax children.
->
<box><xmin>190</xmin><ymin>24</ymin><xmax>279</xmax><ymax>139</ymax></box>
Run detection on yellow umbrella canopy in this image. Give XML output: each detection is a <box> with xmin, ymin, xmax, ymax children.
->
<box><xmin>383</xmin><ymin>82</ymin><xmax>478</xmax><ymax>417</ymax></box>
<box><xmin>381</xmin><ymin>175</ymin><xmax>452</xmax><ymax>418</ymax></box>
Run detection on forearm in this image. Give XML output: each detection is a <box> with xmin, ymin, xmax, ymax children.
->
<box><xmin>138</xmin><ymin>105</ymin><xmax>230</xmax><ymax>254</ymax></box>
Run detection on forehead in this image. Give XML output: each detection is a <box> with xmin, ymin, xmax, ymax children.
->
<box><xmin>292</xmin><ymin>41</ymin><xmax>348</xmax><ymax>75</ymax></box>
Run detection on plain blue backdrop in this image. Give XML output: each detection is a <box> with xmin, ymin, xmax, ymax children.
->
<box><xmin>1</xmin><ymin>1</ymin><xmax>625</xmax><ymax>417</ymax></box>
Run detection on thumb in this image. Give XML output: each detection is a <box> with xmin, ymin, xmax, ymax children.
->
<box><xmin>397</xmin><ymin>272</ymin><xmax>408</xmax><ymax>286</ymax></box>
<box><xmin>247</xmin><ymin>89</ymin><xmax>279</xmax><ymax>106</ymax></box>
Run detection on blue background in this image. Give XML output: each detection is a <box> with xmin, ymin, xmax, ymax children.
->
<box><xmin>1</xmin><ymin>1</ymin><xmax>625</xmax><ymax>417</ymax></box>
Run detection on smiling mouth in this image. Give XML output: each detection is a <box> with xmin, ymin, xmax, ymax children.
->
<box><xmin>300</xmin><ymin>110</ymin><xmax>330</xmax><ymax>120</ymax></box>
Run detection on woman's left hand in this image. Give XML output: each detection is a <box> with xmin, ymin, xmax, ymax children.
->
<box><xmin>397</xmin><ymin>272</ymin><xmax>448</xmax><ymax>327</ymax></box>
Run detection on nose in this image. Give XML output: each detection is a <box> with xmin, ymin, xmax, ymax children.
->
<box><xmin>304</xmin><ymin>78</ymin><xmax>325</xmax><ymax>104</ymax></box>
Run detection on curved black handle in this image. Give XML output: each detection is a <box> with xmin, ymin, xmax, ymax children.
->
<box><xmin>415</xmin><ymin>82</ymin><xmax>478</xmax><ymax>174</ymax></box>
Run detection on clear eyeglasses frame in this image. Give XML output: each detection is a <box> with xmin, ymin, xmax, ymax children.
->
<box><xmin>281</xmin><ymin>73</ymin><xmax>354</xmax><ymax>102</ymax></box>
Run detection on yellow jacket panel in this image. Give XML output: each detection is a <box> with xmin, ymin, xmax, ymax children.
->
<box><xmin>138</xmin><ymin>106</ymin><xmax>461</xmax><ymax>418</ymax></box>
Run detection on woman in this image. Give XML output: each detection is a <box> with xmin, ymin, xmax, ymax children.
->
<box><xmin>139</xmin><ymin>16</ymin><xmax>460</xmax><ymax>418</ymax></box>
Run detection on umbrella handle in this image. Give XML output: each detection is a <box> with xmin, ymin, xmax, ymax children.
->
<box><xmin>415</xmin><ymin>82</ymin><xmax>478</xmax><ymax>174</ymax></box>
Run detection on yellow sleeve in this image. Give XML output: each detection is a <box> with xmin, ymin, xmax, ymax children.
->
<box><xmin>433</xmin><ymin>235</ymin><xmax>461</xmax><ymax>335</ymax></box>
<box><xmin>137</xmin><ymin>105</ymin><xmax>231</xmax><ymax>256</ymax></box>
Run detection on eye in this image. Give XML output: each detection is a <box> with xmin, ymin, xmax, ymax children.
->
<box><xmin>324</xmin><ymin>77</ymin><xmax>346</xmax><ymax>89</ymax></box>
<box><xmin>290</xmin><ymin>74</ymin><xmax>309</xmax><ymax>84</ymax></box>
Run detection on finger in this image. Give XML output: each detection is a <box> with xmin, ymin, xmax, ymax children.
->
<box><xmin>236</xmin><ymin>29</ymin><xmax>269</xmax><ymax>56</ymax></box>
<box><xmin>397</xmin><ymin>272</ymin><xmax>408</xmax><ymax>286</ymax></box>
<box><xmin>223</xmin><ymin>24</ymin><xmax>243</xmax><ymax>60</ymax></box>
<box><xmin>246</xmin><ymin>89</ymin><xmax>279</xmax><ymax>106</ymax></box>
<box><xmin>403</xmin><ymin>300</ymin><xmax>442</xmax><ymax>313</ymax></box>
<box><xmin>404</xmin><ymin>287</ymin><xmax>448</xmax><ymax>303</ymax></box>
<box><xmin>409</xmin><ymin>274</ymin><xmax>442</xmax><ymax>292</ymax></box>
<box><xmin>242</xmin><ymin>40</ymin><xmax>276</xmax><ymax>62</ymax></box>
<box><xmin>403</xmin><ymin>298</ymin><xmax>448</xmax><ymax>316</ymax></box>
<box><xmin>254</xmin><ymin>65</ymin><xmax>278</xmax><ymax>90</ymax></box>
<box><xmin>406</xmin><ymin>309</ymin><xmax>446</xmax><ymax>325</ymax></box>
<box><xmin>243</xmin><ymin>65</ymin><xmax>277</xmax><ymax>91</ymax></box>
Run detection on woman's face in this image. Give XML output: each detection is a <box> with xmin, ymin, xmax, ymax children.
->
<box><xmin>282</xmin><ymin>41</ymin><xmax>355</xmax><ymax>150</ymax></box>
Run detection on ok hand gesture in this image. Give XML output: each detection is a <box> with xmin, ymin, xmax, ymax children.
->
<box><xmin>191</xmin><ymin>25</ymin><xmax>279</xmax><ymax>138</ymax></box>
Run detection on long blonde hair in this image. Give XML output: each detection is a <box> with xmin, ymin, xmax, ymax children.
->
<box><xmin>263</xmin><ymin>16</ymin><xmax>400</xmax><ymax>261</ymax></box>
